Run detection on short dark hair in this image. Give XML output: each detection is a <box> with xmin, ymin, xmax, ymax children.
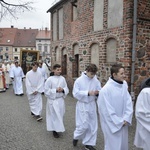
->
<box><xmin>31</xmin><ymin>61</ymin><xmax>39</xmax><ymax>66</ymax></box>
<box><xmin>85</xmin><ymin>64</ymin><xmax>98</xmax><ymax>73</ymax></box>
<box><xmin>111</xmin><ymin>64</ymin><xmax>124</xmax><ymax>77</ymax></box>
<box><xmin>53</xmin><ymin>64</ymin><xmax>61</xmax><ymax>70</ymax></box>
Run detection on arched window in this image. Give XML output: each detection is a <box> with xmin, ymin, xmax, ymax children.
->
<box><xmin>72</xmin><ymin>44</ymin><xmax>79</xmax><ymax>78</ymax></box>
<box><xmin>90</xmin><ymin>44</ymin><xmax>99</xmax><ymax>67</ymax></box>
<box><xmin>61</xmin><ymin>48</ymin><xmax>67</xmax><ymax>75</ymax></box>
<box><xmin>106</xmin><ymin>38</ymin><xmax>117</xmax><ymax>63</ymax></box>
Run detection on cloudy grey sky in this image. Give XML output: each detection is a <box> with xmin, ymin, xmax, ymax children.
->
<box><xmin>0</xmin><ymin>0</ymin><xmax>58</xmax><ymax>29</ymax></box>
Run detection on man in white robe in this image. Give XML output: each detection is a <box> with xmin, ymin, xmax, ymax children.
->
<box><xmin>37</xmin><ymin>62</ymin><xmax>47</xmax><ymax>93</ymax></box>
<box><xmin>44</xmin><ymin>64</ymin><xmax>69</xmax><ymax>138</ymax></box>
<box><xmin>72</xmin><ymin>64</ymin><xmax>101</xmax><ymax>150</ymax></box>
<box><xmin>134</xmin><ymin>78</ymin><xmax>150</xmax><ymax>150</ymax></box>
<box><xmin>10</xmin><ymin>61</ymin><xmax>25</xmax><ymax>96</ymax></box>
<box><xmin>97</xmin><ymin>64</ymin><xmax>133</xmax><ymax>150</ymax></box>
<box><xmin>25</xmin><ymin>62</ymin><xmax>43</xmax><ymax>121</ymax></box>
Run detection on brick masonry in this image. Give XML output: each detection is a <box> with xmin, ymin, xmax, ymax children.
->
<box><xmin>49</xmin><ymin>0</ymin><xmax>150</xmax><ymax>97</ymax></box>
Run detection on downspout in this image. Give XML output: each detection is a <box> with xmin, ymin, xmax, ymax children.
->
<box><xmin>130</xmin><ymin>0</ymin><xmax>137</xmax><ymax>101</ymax></box>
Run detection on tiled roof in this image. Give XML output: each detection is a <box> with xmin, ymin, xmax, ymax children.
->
<box><xmin>0</xmin><ymin>28</ymin><xmax>17</xmax><ymax>46</ymax></box>
<box><xmin>13</xmin><ymin>28</ymin><xmax>38</xmax><ymax>47</ymax></box>
<box><xmin>36</xmin><ymin>28</ymin><xmax>51</xmax><ymax>40</ymax></box>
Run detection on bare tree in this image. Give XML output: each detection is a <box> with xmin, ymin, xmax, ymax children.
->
<box><xmin>0</xmin><ymin>0</ymin><xmax>34</xmax><ymax>21</ymax></box>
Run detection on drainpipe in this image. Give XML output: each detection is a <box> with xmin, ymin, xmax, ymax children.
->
<box><xmin>130</xmin><ymin>0</ymin><xmax>137</xmax><ymax>101</ymax></box>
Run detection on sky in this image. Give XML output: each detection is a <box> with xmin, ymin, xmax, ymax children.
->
<box><xmin>0</xmin><ymin>0</ymin><xmax>59</xmax><ymax>29</ymax></box>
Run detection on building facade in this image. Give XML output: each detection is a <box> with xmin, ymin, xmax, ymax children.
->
<box><xmin>47</xmin><ymin>0</ymin><xmax>150</xmax><ymax>98</ymax></box>
<box><xmin>36</xmin><ymin>28</ymin><xmax>51</xmax><ymax>60</ymax></box>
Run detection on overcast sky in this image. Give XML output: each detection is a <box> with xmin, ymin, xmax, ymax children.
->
<box><xmin>0</xmin><ymin>0</ymin><xmax>58</xmax><ymax>29</ymax></box>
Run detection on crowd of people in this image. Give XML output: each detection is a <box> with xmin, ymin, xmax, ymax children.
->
<box><xmin>0</xmin><ymin>61</ymin><xmax>149</xmax><ymax>150</ymax></box>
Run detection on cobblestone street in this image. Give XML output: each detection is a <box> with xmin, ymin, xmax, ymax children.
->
<box><xmin>0</xmin><ymin>83</ymin><xmax>137</xmax><ymax>150</ymax></box>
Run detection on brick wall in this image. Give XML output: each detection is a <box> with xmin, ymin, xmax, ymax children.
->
<box><xmin>49</xmin><ymin>0</ymin><xmax>150</xmax><ymax>96</ymax></box>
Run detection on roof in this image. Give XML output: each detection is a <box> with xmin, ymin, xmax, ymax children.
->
<box><xmin>0</xmin><ymin>28</ymin><xmax>17</xmax><ymax>46</ymax></box>
<box><xmin>47</xmin><ymin>0</ymin><xmax>67</xmax><ymax>13</ymax></box>
<box><xmin>13</xmin><ymin>28</ymin><xmax>38</xmax><ymax>47</ymax></box>
<box><xmin>36</xmin><ymin>28</ymin><xmax>51</xmax><ymax>40</ymax></box>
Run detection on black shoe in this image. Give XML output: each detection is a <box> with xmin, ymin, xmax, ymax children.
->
<box><xmin>85</xmin><ymin>145</ymin><xmax>96</xmax><ymax>150</ymax></box>
<box><xmin>73</xmin><ymin>139</ymin><xmax>78</xmax><ymax>146</ymax></box>
<box><xmin>53</xmin><ymin>131</ymin><xmax>59</xmax><ymax>138</ymax></box>
<box><xmin>16</xmin><ymin>94</ymin><xmax>19</xmax><ymax>96</ymax></box>
<box><xmin>20</xmin><ymin>93</ymin><xmax>24</xmax><ymax>96</ymax></box>
<box><xmin>36</xmin><ymin>115</ymin><xmax>43</xmax><ymax>121</ymax></box>
<box><xmin>31</xmin><ymin>112</ymin><xmax>35</xmax><ymax>117</ymax></box>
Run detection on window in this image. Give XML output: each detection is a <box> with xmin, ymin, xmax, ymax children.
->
<box><xmin>14</xmin><ymin>56</ymin><xmax>18</xmax><ymax>60</ymax></box>
<box><xmin>94</xmin><ymin>0</ymin><xmax>104</xmax><ymax>31</ymax></box>
<box><xmin>71</xmin><ymin>1</ymin><xmax>78</xmax><ymax>21</ymax></box>
<box><xmin>6</xmin><ymin>47</ymin><xmax>9</xmax><ymax>51</ymax></box>
<box><xmin>61</xmin><ymin>48</ymin><xmax>67</xmax><ymax>75</ymax></box>
<box><xmin>44</xmin><ymin>45</ymin><xmax>48</xmax><ymax>52</ymax></box>
<box><xmin>90</xmin><ymin>44</ymin><xmax>99</xmax><ymax>67</ymax></box>
<box><xmin>15</xmin><ymin>48</ymin><xmax>17</xmax><ymax>52</ymax></box>
<box><xmin>72</xmin><ymin>44</ymin><xmax>79</xmax><ymax>78</ymax></box>
<box><xmin>58</xmin><ymin>8</ymin><xmax>64</xmax><ymax>39</ymax></box>
<box><xmin>106</xmin><ymin>38</ymin><xmax>117</xmax><ymax>63</ymax></box>
<box><xmin>108</xmin><ymin>0</ymin><xmax>123</xmax><ymax>28</ymax></box>
<box><xmin>53</xmin><ymin>12</ymin><xmax>57</xmax><ymax>41</ymax></box>
<box><xmin>38</xmin><ymin>45</ymin><xmax>42</xmax><ymax>51</ymax></box>
<box><xmin>0</xmin><ymin>47</ymin><xmax>3</xmax><ymax>52</ymax></box>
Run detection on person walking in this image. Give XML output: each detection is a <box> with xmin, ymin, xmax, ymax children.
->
<box><xmin>97</xmin><ymin>64</ymin><xmax>133</xmax><ymax>150</ymax></box>
<box><xmin>25</xmin><ymin>62</ymin><xmax>43</xmax><ymax>121</ymax></box>
<box><xmin>37</xmin><ymin>61</ymin><xmax>47</xmax><ymax>94</ymax></box>
<box><xmin>44</xmin><ymin>64</ymin><xmax>69</xmax><ymax>138</ymax></box>
<box><xmin>134</xmin><ymin>78</ymin><xmax>150</xmax><ymax>150</ymax></box>
<box><xmin>10</xmin><ymin>61</ymin><xmax>25</xmax><ymax>96</ymax></box>
<box><xmin>72</xmin><ymin>64</ymin><xmax>101</xmax><ymax>150</ymax></box>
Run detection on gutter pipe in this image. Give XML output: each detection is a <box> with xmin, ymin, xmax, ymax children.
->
<box><xmin>130</xmin><ymin>0</ymin><xmax>137</xmax><ymax>101</ymax></box>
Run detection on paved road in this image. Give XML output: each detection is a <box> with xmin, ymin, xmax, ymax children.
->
<box><xmin>0</xmin><ymin>82</ymin><xmax>137</xmax><ymax>150</ymax></box>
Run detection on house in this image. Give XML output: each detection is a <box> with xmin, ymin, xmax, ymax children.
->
<box><xmin>13</xmin><ymin>27</ymin><xmax>38</xmax><ymax>60</ymax></box>
<box><xmin>47</xmin><ymin>0</ymin><xmax>150</xmax><ymax>98</ymax></box>
<box><xmin>36</xmin><ymin>28</ymin><xmax>51</xmax><ymax>60</ymax></box>
<box><xmin>0</xmin><ymin>26</ymin><xmax>17</xmax><ymax>61</ymax></box>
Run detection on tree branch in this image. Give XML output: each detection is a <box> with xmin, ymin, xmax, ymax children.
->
<box><xmin>0</xmin><ymin>0</ymin><xmax>34</xmax><ymax>21</ymax></box>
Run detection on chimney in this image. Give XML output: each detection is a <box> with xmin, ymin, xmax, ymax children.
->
<box><xmin>11</xmin><ymin>25</ymin><xmax>14</xmax><ymax>28</ymax></box>
<box><xmin>45</xmin><ymin>27</ymin><xmax>48</xmax><ymax>32</ymax></box>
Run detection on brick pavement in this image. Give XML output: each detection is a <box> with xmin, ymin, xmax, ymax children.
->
<box><xmin>0</xmin><ymin>83</ymin><xmax>137</xmax><ymax>150</ymax></box>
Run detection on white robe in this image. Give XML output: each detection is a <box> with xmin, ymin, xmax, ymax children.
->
<box><xmin>44</xmin><ymin>75</ymin><xmax>69</xmax><ymax>132</ymax></box>
<box><xmin>37</xmin><ymin>67</ymin><xmax>47</xmax><ymax>92</ymax></box>
<box><xmin>134</xmin><ymin>88</ymin><xmax>150</xmax><ymax>150</ymax></box>
<box><xmin>97</xmin><ymin>78</ymin><xmax>133</xmax><ymax>150</ymax></box>
<box><xmin>10</xmin><ymin>66</ymin><xmax>25</xmax><ymax>94</ymax></box>
<box><xmin>72</xmin><ymin>72</ymin><xmax>101</xmax><ymax>146</ymax></box>
<box><xmin>25</xmin><ymin>70</ymin><xmax>43</xmax><ymax>116</ymax></box>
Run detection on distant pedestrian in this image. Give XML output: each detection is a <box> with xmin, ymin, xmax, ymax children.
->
<box><xmin>0</xmin><ymin>63</ymin><xmax>6</xmax><ymax>92</ymax></box>
<box><xmin>44</xmin><ymin>64</ymin><xmax>69</xmax><ymax>138</ymax></box>
<box><xmin>10</xmin><ymin>61</ymin><xmax>25</xmax><ymax>96</ymax></box>
<box><xmin>25</xmin><ymin>62</ymin><xmax>43</xmax><ymax>121</ymax></box>
<box><xmin>97</xmin><ymin>64</ymin><xmax>133</xmax><ymax>150</ymax></box>
<box><xmin>134</xmin><ymin>78</ymin><xmax>150</xmax><ymax>150</ymax></box>
<box><xmin>72</xmin><ymin>64</ymin><xmax>101</xmax><ymax>150</ymax></box>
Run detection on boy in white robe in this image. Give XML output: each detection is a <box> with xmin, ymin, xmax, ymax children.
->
<box><xmin>44</xmin><ymin>64</ymin><xmax>69</xmax><ymax>138</ymax></box>
<box><xmin>10</xmin><ymin>61</ymin><xmax>25</xmax><ymax>96</ymax></box>
<box><xmin>134</xmin><ymin>78</ymin><xmax>150</xmax><ymax>150</ymax></box>
<box><xmin>97</xmin><ymin>64</ymin><xmax>133</xmax><ymax>150</ymax></box>
<box><xmin>37</xmin><ymin>62</ymin><xmax>47</xmax><ymax>93</ymax></box>
<box><xmin>25</xmin><ymin>62</ymin><xmax>43</xmax><ymax>121</ymax></box>
<box><xmin>72</xmin><ymin>64</ymin><xmax>101</xmax><ymax>150</ymax></box>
